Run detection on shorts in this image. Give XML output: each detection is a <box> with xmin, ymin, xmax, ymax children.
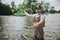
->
<box><xmin>35</xmin><ymin>28</ymin><xmax>44</xmax><ymax>40</ymax></box>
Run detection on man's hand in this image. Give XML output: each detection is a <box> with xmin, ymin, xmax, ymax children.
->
<box><xmin>32</xmin><ymin>23</ymin><xmax>40</xmax><ymax>29</ymax></box>
<box><xmin>32</xmin><ymin>19</ymin><xmax>45</xmax><ymax>29</ymax></box>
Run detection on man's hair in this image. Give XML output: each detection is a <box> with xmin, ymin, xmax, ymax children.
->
<box><xmin>35</xmin><ymin>6</ymin><xmax>42</xmax><ymax>10</ymax></box>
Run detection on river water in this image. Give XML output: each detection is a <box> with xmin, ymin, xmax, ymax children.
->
<box><xmin>0</xmin><ymin>14</ymin><xmax>60</xmax><ymax>40</ymax></box>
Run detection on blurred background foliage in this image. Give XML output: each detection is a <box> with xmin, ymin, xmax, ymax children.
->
<box><xmin>0</xmin><ymin>0</ymin><xmax>60</xmax><ymax>16</ymax></box>
<box><xmin>0</xmin><ymin>2</ymin><xmax>13</xmax><ymax>15</ymax></box>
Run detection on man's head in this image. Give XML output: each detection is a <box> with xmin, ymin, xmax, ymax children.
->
<box><xmin>35</xmin><ymin>6</ymin><xmax>42</xmax><ymax>14</ymax></box>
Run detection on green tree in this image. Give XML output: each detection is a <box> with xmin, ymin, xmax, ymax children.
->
<box><xmin>49</xmin><ymin>7</ymin><xmax>57</xmax><ymax>13</ymax></box>
<box><xmin>11</xmin><ymin>1</ymin><xmax>16</xmax><ymax>8</ymax></box>
<box><xmin>44</xmin><ymin>3</ymin><xmax>50</xmax><ymax>13</ymax></box>
<box><xmin>0</xmin><ymin>3</ymin><xmax>13</xmax><ymax>15</ymax></box>
<box><xmin>0</xmin><ymin>0</ymin><xmax>1</xmax><ymax>3</ymax></box>
<box><xmin>57</xmin><ymin>10</ymin><xmax>60</xmax><ymax>13</ymax></box>
<box><xmin>13</xmin><ymin>0</ymin><xmax>57</xmax><ymax>16</ymax></box>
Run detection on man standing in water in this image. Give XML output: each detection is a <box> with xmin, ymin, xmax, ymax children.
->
<box><xmin>24</xmin><ymin>6</ymin><xmax>45</xmax><ymax>40</ymax></box>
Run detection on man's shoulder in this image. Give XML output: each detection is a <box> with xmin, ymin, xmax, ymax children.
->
<box><xmin>41</xmin><ymin>14</ymin><xmax>45</xmax><ymax>20</ymax></box>
<box><xmin>41</xmin><ymin>14</ymin><xmax>45</xmax><ymax>17</ymax></box>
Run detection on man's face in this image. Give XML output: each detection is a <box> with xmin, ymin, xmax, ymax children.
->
<box><xmin>35</xmin><ymin>9</ymin><xmax>41</xmax><ymax>13</ymax></box>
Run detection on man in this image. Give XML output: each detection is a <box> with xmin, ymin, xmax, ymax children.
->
<box><xmin>24</xmin><ymin>6</ymin><xmax>45</xmax><ymax>40</ymax></box>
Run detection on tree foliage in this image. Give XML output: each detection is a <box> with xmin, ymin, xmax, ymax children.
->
<box><xmin>12</xmin><ymin>0</ymin><xmax>59</xmax><ymax>16</ymax></box>
<box><xmin>0</xmin><ymin>3</ymin><xmax>13</xmax><ymax>15</ymax></box>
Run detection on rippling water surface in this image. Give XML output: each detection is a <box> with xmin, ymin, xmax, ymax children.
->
<box><xmin>0</xmin><ymin>14</ymin><xmax>60</xmax><ymax>40</ymax></box>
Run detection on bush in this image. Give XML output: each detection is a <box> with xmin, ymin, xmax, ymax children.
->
<box><xmin>49</xmin><ymin>10</ymin><xmax>57</xmax><ymax>13</ymax></box>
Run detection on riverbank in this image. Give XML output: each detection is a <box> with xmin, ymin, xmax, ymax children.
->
<box><xmin>12</xmin><ymin>13</ymin><xmax>60</xmax><ymax>16</ymax></box>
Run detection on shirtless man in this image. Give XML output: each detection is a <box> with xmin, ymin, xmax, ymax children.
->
<box><xmin>24</xmin><ymin>6</ymin><xmax>45</xmax><ymax>40</ymax></box>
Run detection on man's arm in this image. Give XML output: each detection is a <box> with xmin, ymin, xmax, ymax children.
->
<box><xmin>24</xmin><ymin>11</ymin><xmax>35</xmax><ymax>18</ymax></box>
<box><xmin>32</xmin><ymin>18</ymin><xmax>45</xmax><ymax>29</ymax></box>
